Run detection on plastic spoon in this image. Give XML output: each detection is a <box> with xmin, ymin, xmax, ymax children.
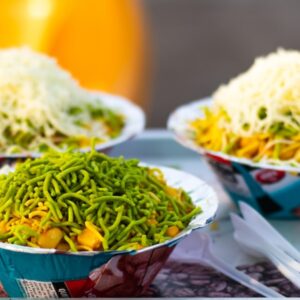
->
<box><xmin>195</xmin><ymin>233</ymin><xmax>284</xmax><ymax>297</ymax></box>
<box><xmin>231</xmin><ymin>214</ymin><xmax>300</xmax><ymax>288</ymax></box>
<box><xmin>239</xmin><ymin>201</ymin><xmax>300</xmax><ymax>263</ymax></box>
<box><xmin>231</xmin><ymin>213</ymin><xmax>300</xmax><ymax>272</ymax></box>
<box><xmin>234</xmin><ymin>231</ymin><xmax>300</xmax><ymax>290</ymax></box>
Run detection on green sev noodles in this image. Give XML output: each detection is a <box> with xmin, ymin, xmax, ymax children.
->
<box><xmin>0</xmin><ymin>149</ymin><xmax>201</xmax><ymax>252</ymax></box>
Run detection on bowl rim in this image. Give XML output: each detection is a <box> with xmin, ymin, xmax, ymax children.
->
<box><xmin>0</xmin><ymin>164</ymin><xmax>218</xmax><ymax>256</ymax></box>
<box><xmin>167</xmin><ymin>97</ymin><xmax>300</xmax><ymax>172</ymax></box>
<box><xmin>0</xmin><ymin>90</ymin><xmax>146</xmax><ymax>158</ymax></box>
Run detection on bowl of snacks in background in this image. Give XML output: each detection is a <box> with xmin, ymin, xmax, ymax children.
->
<box><xmin>0</xmin><ymin>47</ymin><xmax>145</xmax><ymax>167</ymax></box>
<box><xmin>0</xmin><ymin>147</ymin><xmax>218</xmax><ymax>297</ymax></box>
<box><xmin>168</xmin><ymin>49</ymin><xmax>300</xmax><ymax>219</ymax></box>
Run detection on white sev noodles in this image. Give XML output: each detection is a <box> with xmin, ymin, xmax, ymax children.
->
<box><xmin>213</xmin><ymin>49</ymin><xmax>300</xmax><ymax>136</ymax></box>
<box><xmin>0</xmin><ymin>47</ymin><xmax>115</xmax><ymax>153</ymax></box>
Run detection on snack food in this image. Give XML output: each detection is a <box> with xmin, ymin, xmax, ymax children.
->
<box><xmin>0</xmin><ymin>163</ymin><xmax>217</xmax><ymax>298</ymax></box>
<box><xmin>190</xmin><ymin>49</ymin><xmax>300</xmax><ymax>166</ymax></box>
<box><xmin>0</xmin><ymin>148</ymin><xmax>201</xmax><ymax>252</ymax></box>
<box><xmin>0</xmin><ymin>47</ymin><xmax>124</xmax><ymax>154</ymax></box>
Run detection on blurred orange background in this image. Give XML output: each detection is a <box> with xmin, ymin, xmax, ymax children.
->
<box><xmin>0</xmin><ymin>0</ymin><xmax>148</xmax><ymax>107</ymax></box>
<box><xmin>1</xmin><ymin>0</ymin><xmax>300</xmax><ymax>127</ymax></box>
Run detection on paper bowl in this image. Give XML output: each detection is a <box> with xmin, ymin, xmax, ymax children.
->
<box><xmin>0</xmin><ymin>91</ymin><xmax>145</xmax><ymax>166</ymax></box>
<box><xmin>0</xmin><ymin>165</ymin><xmax>218</xmax><ymax>298</ymax></box>
<box><xmin>168</xmin><ymin>98</ymin><xmax>300</xmax><ymax>219</ymax></box>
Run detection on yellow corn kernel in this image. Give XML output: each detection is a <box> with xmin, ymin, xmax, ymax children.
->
<box><xmin>166</xmin><ymin>226</ymin><xmax>179</xmax><ymax>237</ymax></box>
<box><xmin>38</xmin><ymin>228</ymin><xmax>64</xmax><ymax>249</ymax></box>
<box><xmin>77</xmin><ymin>228</ymin><xmax>102</xmax><ymax>250</ymax></box>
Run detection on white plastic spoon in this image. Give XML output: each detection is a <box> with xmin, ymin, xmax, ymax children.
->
<box><xmin>239</xmin><ymin>202</ymin><xmax>300</xmax><ymax>263</ymax></box>
<box><xmin>231</xmin><ymin>213</ymin><xmax>300</xmax><ymax>289</ymax></box>
<box><xmin>195</xmin><ymin>233</ymin><xmax>284</xmax><ymax>297</ymax></box>
<box><xmin>231</xmin><ymin>213</ymin><xmax>300</xmax><ymax>272</ymax></box>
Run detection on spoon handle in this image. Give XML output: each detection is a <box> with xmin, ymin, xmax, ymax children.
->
<box><xmin>203</xmin><ymin>246</ymin><xmax>284</xmax><ymax>298</ymax></box>
<box><xmin>198</xmin><ymin>233</ymin><xmax>284</xmax><ymax>298</ymax></box>
<box><xmin>240</xmin><ymin>202</ymin><xmax>300</xmax><ymax>262</ymax></box>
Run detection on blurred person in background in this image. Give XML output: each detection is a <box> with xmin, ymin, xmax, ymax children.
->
<box><xmin>0</xmin><ymin>0</ymin><xmax>149</xmax><ymax>107</ymax></box>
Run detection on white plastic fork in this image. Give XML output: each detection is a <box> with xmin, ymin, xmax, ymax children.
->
<box><xmin>231</xmin><ymin>213</ymin><xmax>300</xmax><ymax>289</ymax></box>
<box><xmin>239</xmin><ymin>202</ymin><xmax>300</xmax><ymax>263</ymax></box>
<box><xmin>195</xmin><ymin>233</ymin><xmax>284</xmax><ymax>297</ymax></box>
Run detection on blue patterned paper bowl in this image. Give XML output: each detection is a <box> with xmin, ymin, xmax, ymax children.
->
<box><xmin>168</xmin><ymin>98</ymin><xmax>300</xmax><ymax>219</ymax></box>
<box><xmin>0</xmin><ymin>165</ymin><xmax>218</xmax><ymax>298</ymax></box>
